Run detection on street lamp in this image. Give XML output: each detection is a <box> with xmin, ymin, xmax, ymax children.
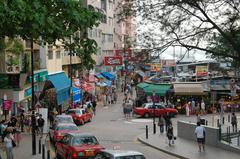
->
<box><xmin>152</xmin><ymin>91</ymin><xmax>156</xmax><ymax>134</ymax></box>
<box><xmin>30</xmin><ymin>39</ymin><xmax>36</xmax><ymax>155</ymax></box>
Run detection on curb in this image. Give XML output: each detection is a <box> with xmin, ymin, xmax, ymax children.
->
<box><xmin>137</xmin><ymin>136</ymin><xmax>189</xmax><ymax>159</ymax></box>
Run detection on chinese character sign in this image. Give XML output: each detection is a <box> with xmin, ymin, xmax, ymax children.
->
<box><xmin>196</xmin><ymin>66</ymin><xmax>208</xmax><ymax>76</ymax></box>
<box><xmin>104</xmin><ymin>56</ymin><xmax>123</xmax><ymax>66</ymax></box>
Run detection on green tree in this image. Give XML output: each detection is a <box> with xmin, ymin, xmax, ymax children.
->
<box><xmin>119</xmin><ymin>0</ymin><xmax>240</xmax><ymax>61</ymax></box>
<box><xmin>0</xmin><ymin>0</ymin><xmax>101</xmax><ymax>68</ymax></box>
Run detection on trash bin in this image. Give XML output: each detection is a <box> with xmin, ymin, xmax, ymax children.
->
<box><xmin>200</xmin><ymin>119</ymin><xmax>205</xmax><ymax>125</ymax></box>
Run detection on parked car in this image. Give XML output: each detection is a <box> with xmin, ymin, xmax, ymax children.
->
<box><xmin>55</xmin><ymin>133</ymin><xmax>104</xmax><ymax>159</ymax></box>
<box><xmin>66</xmin><ymin>108</ymin><xmax>93</xmax><ymax>125</ymax></box>
<box><xmin>49</xmin><ymin>123</ymin><xmax>80</xmax><ymax>143</ymax></box>
<box><xmin>94</xmin><ymin>150</ymin><xmax>146</xmax><ymax>159</ymax></box>
<box><xmin>133</xmin><ymin>102</ymin><xmax>178</xmax><ymax>118</ymax></box>
<box><xmin>54</xmin><ymin>115</ymin><xmax>74</xmax><ymax>125</ymax></box>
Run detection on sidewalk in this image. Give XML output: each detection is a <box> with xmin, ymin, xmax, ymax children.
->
<box><xmin>138</xmin><ymin>132</ymin><xmax>240</xmax><ymax>159</ymax></box>
<box><xmin>0</xmin><ymin>134</ymin><xmax>48</xmax><ymax>159</ymax></box>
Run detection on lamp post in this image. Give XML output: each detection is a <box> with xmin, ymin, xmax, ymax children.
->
<box><xmin>30</xmin><ymin>39</ymin><xmax>36</xmax><ymax>155</ymax></box>
<box><xmin>152</xmin><ymin>91</ymin><xmax>156</xmax><ymax>134</ymax></box>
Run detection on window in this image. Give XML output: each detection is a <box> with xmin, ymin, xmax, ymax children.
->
<box><xmin>108</xmin><ymin>34</ymin><xmax>113</xmax><ymax>42</ymax></box>
<box><xmin>101</xmin><ymin>0</ymin><xmax>107</xmax><ymax>11</ymax></box>
<box><xmin>108</xmin><ymin>1</ymin><xmax>112</xmax><ymax>10</ymax></box>
<box><xmin>48</xmin><ymin>50</ymin><xmax>53</xmax><ymax>59</ymax></box>
<box><xmin>98</xmin><ymin>29</ymin><xmax>102</xmax><ymax>38</ymax></box>
<box><xmin>25</xmin><ymin>40</ymin><xmax>31</xmax><ymax>48</ymax></box>
<box><xmin>108</xmin><ymin>17</ymin><xmax>113</xmax><ymax>26</ymax></box>
<box><xmin>56</xmin><ymin>51</ymin><xmax>61</xmax><ymax>59</ymax></box>
<box><xmin>101</xmin><ymin>14</ymin><xmax>107</xmax><ymax>23</ymax></box>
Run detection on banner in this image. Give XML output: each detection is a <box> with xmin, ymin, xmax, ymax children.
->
<box><xmin>160</xmin><ymin>59</ymin><xmax>176</xmax><ymax>67</ymax></box>
<box><xmin>2</xmin><ymin>100</ymin><xmax>13</xmax><ymax>111</ymax></box>
<box><xmin>196</xmin><ymin>66</ymin><xmax>208</xmax><ymax>76</ymax></box>
<box><xmin>104</xmin><ymin>56</ymin><xmax>123</xmax><ymax>66</ymax></box>
<box><xmin>151</xmin><ymin>64</ymin><xmax>161</xmax><ymax>71</ymax></box>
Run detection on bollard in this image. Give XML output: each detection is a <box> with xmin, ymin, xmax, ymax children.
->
<box><xmin>205</xmin><ymin>120</ymin><xmax>208</xmax><ymax>126</ymax></box>
<box><xmin>219</xmin><ymin>125</ymin><xmax>222</xmax><ymax>141</ymax></box>
<box><xmin>146</xmin><ymin>125</ymin><xmax>148</xmax><ymax>139</ymax></box>
<box><xmin>42</xmin><ymin>144</ymin><xmax>45</xmax><ymax>159</ymax></box>
<box><xmin>39</xmin><ymin>139</ymin><xmax>41</xmax><ymax>154</ymax></box>
<box><xmin>222</xmin><ymin>116</ymin><xmax>225</xmax><ymax>125</ymax></box>
<box><xmin>227</xmin><ymin>126</ymin><xmax>231</xmax><ymax>144</ymax></box>
<box><xmin>153</xmin><ymin>123</ymin><xmax>156</xmax><ymax>134</ymax></box>
<box><xmin>238</xmin><ymin>131</ymin><xmax>240</xmax><ymax>146</ymax></box>
<box><xmin>217</xmin><ymin>119</ymin><xmax>220</xmax><ymax>127</ymax></box>
<box><xmin>228</xmin><ymin>114</ymin><xmax>230</xmax><ymax>122</ymax></box>
<box><xmin>47</xmin><ymin>150</ymin><xmax>50</xmax><ymax>159</ymax></box>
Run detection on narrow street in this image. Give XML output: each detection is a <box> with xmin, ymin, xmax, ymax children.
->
<box><xmin>49</xmin><ymin>91</ymin><xmax>180</xmax><ymax>159</ymax></box>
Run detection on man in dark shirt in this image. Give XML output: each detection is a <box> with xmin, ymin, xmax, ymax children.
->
<box><xmin>37</xmin><ymin>114</ymin><xmax>45</xmax><ymax>138</ymax></box>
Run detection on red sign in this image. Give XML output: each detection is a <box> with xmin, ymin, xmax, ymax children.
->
<box><xmin>104</xmin><ymin>56</ymin><xmax>123</xmax><ymax>66</ymax></box>
<box><xmin>2</xmin><ymin>100</ymin><xmax>13</xmax><ymax>111</ymax></box>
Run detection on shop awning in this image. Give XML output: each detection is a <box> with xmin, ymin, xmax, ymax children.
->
<box><xmin>136</xmin><ymin>70</ymin><xmax>145</xmax><ymax>77</ymax></box>
<box><xmin>143</xmin><ymin>83</ymin><xmax>172</xmax><ymax>96</ymax></box>
<box><xmin>137</xmin><ymin>82</ymin><xmax>150</xmax><ymax>89</ymax></box>
<box><xmin>48</xmin><ymin>72</ymin><xmax>70</xmax><ymax>105</ymax></box>
<box><xmin>101</xmin><ymin>72</ymin><xmax>116</xmax><ymax>80</ymax></box>
<box><xmin>95</xmin><ymin>73</ymin><xmax>105</xmax><ymax>79</ymax></box>
<box><xmin>173</xmin><ymin>82</ymin><xmax>207</xmax><ymax>95</ymax></box>
<box><xmin>72</xmin><ymin>87</ymin><xmax>83</xmax><ymax>104</ymax></box>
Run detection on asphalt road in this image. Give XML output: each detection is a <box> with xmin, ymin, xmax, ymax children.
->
<box><xmin>50</xmin><ymin>92</ymin><xmax>179</xmax><ymax>159</ymax></box>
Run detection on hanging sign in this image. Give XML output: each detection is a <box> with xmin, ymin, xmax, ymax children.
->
<box><xmin>104</xmin><ymin>56</ymin><xmax>123</xmax><ymax>66</ymax></box>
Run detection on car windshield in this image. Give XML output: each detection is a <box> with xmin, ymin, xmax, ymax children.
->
<box><xmin>115</xmin><ymin>155</ymin><xmax>145</xmax><ymax>159</ymax></box>
<box><xmin>56</xmin><ymin>125</ymin><xmax>79</xmax><ymax>131</ymax></box>
<box><xmin>72</xmin><ymin>136</ymin><xmax>99</xmax><ymax>146</ymax></box>
<box><xmin>56</xmin><ymin>117</ymin><xmax>73</xmax><ymax>123</ymax></box>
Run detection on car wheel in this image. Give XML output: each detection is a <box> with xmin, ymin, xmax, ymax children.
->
<box><xmin>144</xmin><ymin>113</ymin><xmax>150</xmax><ymax>118</ymax></box>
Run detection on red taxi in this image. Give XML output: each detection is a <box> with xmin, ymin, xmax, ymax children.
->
<box><xmin>56</xmin><ymin>133</ymin><xmax>104</xmax><ymax>159</ymax></box>
<box><xmin>67</xmin><ymin>109</ymin><xmax>93</xmax><ymax>125</ymax></box>
<box><xmin>134</xmin><ymin>103</ymin><xmax>178</xmax><ymax>118</ymax></box>
<box><xmin>49</xmin><ymin>123</ymin><xmax>80</xmax><ymax>143</ymax></box>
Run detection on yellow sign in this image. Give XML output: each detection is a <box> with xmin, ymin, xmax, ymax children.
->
<box><xmin>151</xmin><ymin>64</ymin><xmax>161</xmax><ymax>71</ymax></box>
<box><xmin>196</xmin><ymin>66</ymin><xmax>208</xmax><ymax>76</ymax></box>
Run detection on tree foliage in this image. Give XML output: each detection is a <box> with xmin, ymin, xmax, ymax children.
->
<box><xmin>0</xmin><ymin>0</ymin><xmax>101</xmax><ymax>70</ymax></box>
<box><xmin>119</xmin><ymin>0</ymin><xmax>240</xmax><ymax>61</ymax></box>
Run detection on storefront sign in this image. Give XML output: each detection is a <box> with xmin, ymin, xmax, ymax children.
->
<box><xmin>151</xmin><ymin>64</ymin><xmax>161</xmax><ymax>71</ymax></box>
<box><xmin>2</xmin><ymin>100</ymin><xmax>13</xmax><ymax>111</ymax></box>
<box><xmin>104</xmin><ymin>56</ymin><xmax>123</xmax><ymax>66</ymax></box>
<box><xmin>196</xmin><ymin>66</ymin><xmax>208</xmax><ymax>76</ymax></box>
<box><xmin>161</xmin><ymin>59</ymin><xmax>176</xmax><ymax>67</ymax></box>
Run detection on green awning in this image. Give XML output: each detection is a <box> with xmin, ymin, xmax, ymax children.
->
<box><xmin>143</xmin><ymin>84</ymin><xmax>172</xmax><ymax>96</ymax></box>
<box><xmin>137</xmin><ymin>82</ymin><xmax>150</xmax><ymax>89</ymax></box>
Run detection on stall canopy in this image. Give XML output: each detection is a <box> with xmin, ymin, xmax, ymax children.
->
<box><xmin>137</xmin><ymin>82</ymin><xmax>171</xmax><ymax>96</ymax></box>
<box><xmin>95</xmin><ymin>73</ymin><xmax>105</xmax><ymax>79</ymax></box>
<box><xmin>101</xmin><ymin>72</ymin><xmax>116</xmax><ymax>80</ymax></box>
<box><xmin>96</xmin><ymin>80</ymin><xmax>112</xmax><ymax>87</ymax></box>
<box><xmin>136</xmin><ymin>70</ymin><xmax>145</xmax><ymax>78</ymax></box>
<box><xmin>173</xmin><ymin>82</ymin><xmax>207</xmax><ymax>95</ymax></box>
<box><xmin>72</xmin><ymin>87</ymin><xmax>82</xmax><ymax>104</ymax></box>
<box><xmin>48</xmin><ymin>72</ymin><xmax>70</xmax><ymax>105</ymax></box>
<box><xmin>74</xmin><ymin>79</ymin><xmax>94</xmax><ymax>92</ymax></box>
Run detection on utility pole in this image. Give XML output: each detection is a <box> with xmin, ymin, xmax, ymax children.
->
<box><xmin>31</xmin><ymin>39</ymin><xmax>36</xmax><ymax>155</ymax></box>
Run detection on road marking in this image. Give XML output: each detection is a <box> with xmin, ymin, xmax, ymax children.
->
<box><xmin>131</xmin><ymin>119</ymin><xmax>152</xmax><ymax>123</ymax></box>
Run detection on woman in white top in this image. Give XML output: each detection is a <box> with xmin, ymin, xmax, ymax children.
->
<box><xmin>4</xmin><ymin>133</ymin><xmax>14</xmax><ymax>159</ymax></box>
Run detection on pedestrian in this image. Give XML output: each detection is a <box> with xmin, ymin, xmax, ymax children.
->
<box><xmin>195</xmin><ymin>122</ymin><xmax>206</xmax><ymax>152</ymax></box>
<box><xmin>37</xmin><ymin>114</ymin><xmax>45</xmax><ymax>138</ymax></box>
<box><xmin>92</xmin><ymin>100</ymin><xmax>97</xmax><ymax>115</ymax></box>
<box><xmin>113</xmin><ymin>92</ymin><xmax>118</xmax><ymax>104</ymax></box>
<box><xmin>4</xmin><ymin>132</ymin><xmax>15</xmax><ymax>159</ymax></box>
<box><xmin>166</xmin><ymin>123</ymin><xmax>173</xmax><ymax>146</ymax></box>
<box><xmin>122</xmin><ymin>102</ymin><xmax>127</xmax><ymax>118</ymax></box>
<box><xmin>158</xmin><ymin>116</ymin><xmax>164</xmax><ymax>133</ymax></box>
<box><xmin>49</xmin><ymin>111</ymin><xmax>55</xmax><ymax>127</ymax></box>
<box><xmin>14</xmin><ymin>129</ymin><xmax>22</xmax><ymax>146</ymax></box>
<box><xmin>201</xmin><ymin>100</ymin><xmax>205</xmax><ymax>115</ymax></box>
<box><xmin>163</xmin><ymin>113</ymin><xmax>171</xmax><ymax>132</ymax></box>
<box><xmin>35</xmin><ymin>113</ymin><xmax>39</xmax><ymax>135</ymax></box>
<box><xmin>0</xmin><ymin>120</ymin><xmax>7</xmax><ymax>142</ymax></box>
<box><xmin>231</xmin><ymin>112</ymin><xmax>237</xmax><ymax>132</ymax></box>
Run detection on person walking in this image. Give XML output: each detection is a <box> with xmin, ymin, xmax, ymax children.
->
<box><xmin>4</xmin><ymin>132</ymin><xmax>15</xmax><ymax>159</ymax></box>
<box><xmin>231</xmin><ymin>113</ymin><xmax>237</xmax><ymax>132</ymax></box>
<box><xmin>158</xmin><ymin>116</ymin><xmax>164</xmax><ymax>133</ymax></box>
<box><xmin>166</xmin><ymin>123</ymin><xmax>173</xmax><ymax>146</ymax></box>
<box><xmin>92</xmin><ymin>100</ymin><xmax>97</xmax><ymax>115</ymax></box>
<box><xmin>37</xmin><ymin>114</ymin><xmax>45</xmax><ymax>138</ymax></box>
<box><xmin>163</xmin><ymin>113</ymin><xmax>171</xmax><ymax>132</ymax></box>
<box><xmin>195</xmin><ymin>122</ymin><xmax>206</xmax><ymax>152</ymax></box>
